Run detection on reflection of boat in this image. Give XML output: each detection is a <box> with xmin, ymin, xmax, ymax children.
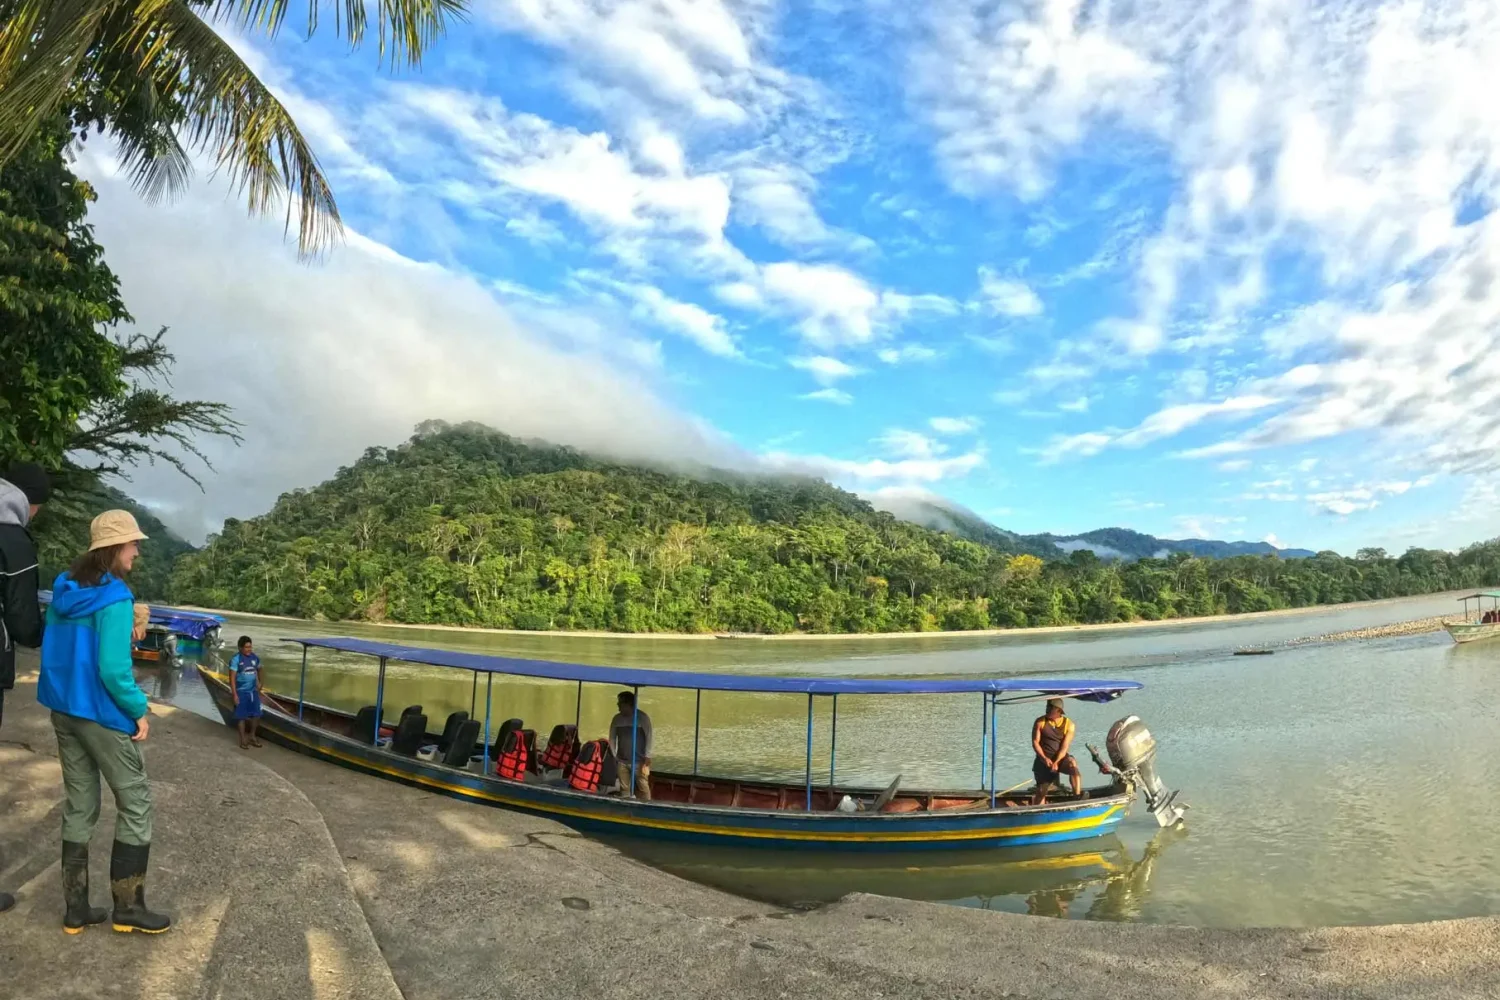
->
<box><xmin>611</xmin><ymin>825</ymin><xmax>1186</xmax><ymax>919</ymax></box>
<box><xmin>197</xmin><ymin>636</ymin><xmax>1187</xmax><ymax>850</ymax></box>
<box><xmin>1445</xmin><ymin>592</ymin><xmax>1500</xmax><ymax>644</ymax></box>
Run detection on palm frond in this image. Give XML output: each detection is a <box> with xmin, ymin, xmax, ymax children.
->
<box><xmin>0</xmin><ymin>0</ymin><xmax>113</xmax><ymax>164</ymax></box>
<box><xmin>132</xmin><ymin>0</ymin><xmax>342</xmax><ymax>253</ymax></box>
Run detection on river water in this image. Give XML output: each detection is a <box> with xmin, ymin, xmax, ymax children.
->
<box><xmin>151</xmin><ymin>592</ymin><xmax>1500</xmax><ymax>928</ymax></box>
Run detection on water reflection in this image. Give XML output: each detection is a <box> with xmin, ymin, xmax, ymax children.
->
<box><xmin>606</xmin><ymin>824</ymin><xmax>1187</xmax><ymax>921</ymax></box>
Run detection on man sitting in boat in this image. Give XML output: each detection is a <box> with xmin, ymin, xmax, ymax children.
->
<box><xmin>610</xmin><ymin>691</ymin><xmax>652</xmax><ymax>801</ymax></box>
<box><xmin>1031</xmin><ymin>699</ymin><xmax>1082</xmax><ymax>804</ymax></box>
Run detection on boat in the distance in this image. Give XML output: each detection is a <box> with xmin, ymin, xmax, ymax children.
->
<box><xmin>1445</xmin><ymin>591</ymin><xmax>1500</xmax><ymax>644</ymax></box>
<box><xmin>196</xmin><ymin>637</ymin><xmax>1186</xmax><ymax>850</ymax></box>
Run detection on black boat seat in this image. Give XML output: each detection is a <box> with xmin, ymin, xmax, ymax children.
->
<box><xmin>437</xmin><ymin>711</ymin><xmax>469</xmax><ymax>752</ymax></box>
<box><xmin>399</xmin><ymin>704</ymin><xmax>424</xmax><ymax>722</ymax></box>
<box><xmin>392</xmin><ymin>713</ymin><xmax>428</xmax><ymax>756</ymax></box>
<box><xmin>352</xmin><ymin>706</ymin><xmax>379</xmax><ymax>745</ymax></box>
<box><xmin>491</xmin><ymin>718</ymin><xmax>524</xmax><ymax>760</ymax></box>
<box><xmin>440</xmin><ymin>720</ymin><xmax>481</xmax><ymax>767</ymax></box>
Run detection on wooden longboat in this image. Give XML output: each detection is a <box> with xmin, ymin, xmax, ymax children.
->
<box><xmin>1445</xmin><ymin>591</ymin><xmax>1500</xmax><ymax>644</ymax></box>
<box><xmin>197</xmin><ymin>637</ymin><xmax>1185</xmax><ymax>851</ymax></box>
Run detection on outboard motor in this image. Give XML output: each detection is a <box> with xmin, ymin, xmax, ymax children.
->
<box><xmin>1105</xmin><ymin>716</ymin><xmax>1187</xmax><ymax>828</ymax></box>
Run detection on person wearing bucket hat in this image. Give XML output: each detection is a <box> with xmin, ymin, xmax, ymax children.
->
<box><xmin>38</xmin><ymin>510</ymin><xmax>172</xmax><ymax>935</ymax></box>
<box><xmin>0</xmin><ymin>462</ymin><xmax>52</xmax><ymax>914</ymax></box>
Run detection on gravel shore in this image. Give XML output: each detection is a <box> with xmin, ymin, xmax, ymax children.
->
<box><xmin>1290</xmin><ymin>615</ymin><xmax>1455</xmax><ymax>645</ymax></box>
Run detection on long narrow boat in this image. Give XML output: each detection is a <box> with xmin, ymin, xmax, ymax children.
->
<box><xmin>196</xmin><ymin>637</ymin><xmax>1186</xmax><ymax>850</ymax></box>
<box><xmin>1445</xmin><ymin>591</ymin><xmax>1500</xmax><ymax>644</ymax></box>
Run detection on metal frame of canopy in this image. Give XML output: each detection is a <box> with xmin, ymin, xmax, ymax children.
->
<box><xmin>1458</xmin><ymin>591</ymin><xmax>1500</xmax><ymax>623</ymax></box>
<box><xmin>286</xmin><ymin>636</ymin><xmax>1143</xmax><ymax>810</ymax></box>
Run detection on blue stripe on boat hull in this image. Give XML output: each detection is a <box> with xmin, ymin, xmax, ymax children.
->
<box><xmin>198</xmin><ymin>666</ymin><xmax>1131</xmax><ymax>851</ymax></box>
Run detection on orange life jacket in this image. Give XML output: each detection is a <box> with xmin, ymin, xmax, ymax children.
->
<box><xmin>540</xmin><ymin>724</ymin><xmax>580</xmax><ymax>771</ymax></box>
<box><xmin>567</xmin><ymin>739</ymin><xmax>615</xmax><ymax>792</ymax></box>
<box><xmin>496</xmin><ymin>728</ymin><xmax>535</xmax><ymax>781</ymax></box>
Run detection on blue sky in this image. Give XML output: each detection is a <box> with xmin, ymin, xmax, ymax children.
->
<box><xmin>82</xmin><ymin>0</ymin><xmax>1500</xmax><ymax>552</ymax></box>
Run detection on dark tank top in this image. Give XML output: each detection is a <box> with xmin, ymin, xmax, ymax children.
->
<box><xmin>1036</xmin><ymin>715</ymin><xmax>1073</xmax><ymax>758</ymax></box>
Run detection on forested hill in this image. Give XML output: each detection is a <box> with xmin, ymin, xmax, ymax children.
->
<box><xmin>170</xmin><ymin>422</ymin><xmax>1500</xmax><ymax>633</ymax></box>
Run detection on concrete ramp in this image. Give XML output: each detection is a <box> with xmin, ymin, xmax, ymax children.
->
<box><xmin>0</xmin><ymin>676</ymin><xmax>402</xmax><ymax>1000</ymax></box>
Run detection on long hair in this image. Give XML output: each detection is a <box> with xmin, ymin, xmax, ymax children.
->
<box><xmin>69</xmin><ymin>544</ymin><xmax>127</xmax><ymax>588</ymax></box>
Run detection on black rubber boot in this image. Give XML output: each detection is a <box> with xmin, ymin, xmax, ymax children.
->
<box><xmin>109</xmin><ymin>841</ymin><xmax>171</xmax><ymax>934</ymax></box>
<box><xmin>62</xmin><ymin>841</ymin><xmax>109</xmax><ymax>933</ymax></box>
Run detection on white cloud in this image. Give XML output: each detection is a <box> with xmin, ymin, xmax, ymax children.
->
<box><xmin>910</xmin><ymin>0</ymin><xmax>1500</xmax><ymax>489</ymax></box>
<box><xmin>799</xmin><ymin>388</ymin><xmax>853</xmax><ymax>405</ymax></box>
<box><xmin>763</xmin><ymin>447</ymin><xmax>986</xmax><ymax>484</ymax></box>
<box><xmin>731</xmin><ymin>163</ymin><xmax>867</xmax><ymax>250</ymax></box>
<box><xmin>929</xmin><ymin>415</ymin><xmax>982</xmax><ymax>435</ymax></box>
<box><xmin>81</xmin><ymin>154</ymin><xmax>739</xmax><ymax>542</ymax></box>
<box><xmin>756</xmin><ymin>262</ymin><xmax>952</xmax><ymax>349</ymax></box>
<box><xmin>483</xmin><ymin>0</ymin><xmax>786</xmax><ymax>126</ymax></box>
<box><xmin>790</xmin><ymin>355</ymin><xmax>859</xmax><ymax>384</ymax></box>
<box><xmin>876</xmin><ymin>429</ymin><xmax>947</xmax><ymax>460</ymax></box>
<box><xmin>1057</xmin><ymin>396</ymin><xmax>1090</xmax><ymax>414</ymax></box>
<box><xmin>1045</xmin><ymin>393</ymin><xmax>1279</xmax><ymax>462</ymax></box>
<box><xmin>1218</xmin><ymin>459</ymin><xmax>1251</xmax><ymax>472</ymax></box>
<box><xmin>588</xmin><ymin>278</ymin><xmax>740</xmax><ymax>358</ymax></box>
<box><xmin>976</xmin><ymin>266</ymin><xmax>1044</xmax><ymax>317</ymax></box>
<box><xmin>878</xmin><ymin>344</ymin><xmax>940</xmax><ymax>364</ymax></box>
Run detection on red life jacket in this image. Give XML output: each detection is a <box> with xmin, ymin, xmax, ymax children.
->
<box><xmin>540</xmin><ymin>724</ymin><xmax>580</xmax><ymax>771</ymax></box>
<box><xmin>567</xmin><ymin>739</ymin><xmax>615</xmax><ymax>792</ymax></box>
<box><xmin>496</xmin><ymin>729</ymin><xmax>535</xmax><ymax>781</ymax></box>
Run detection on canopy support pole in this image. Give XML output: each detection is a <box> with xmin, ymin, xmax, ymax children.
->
<box><xmin>691</xmin><ymin>689</ymin><xmax>702</xmax><ymax>777</ymax></box>
<box><xmin>574</xmin><ymin>681</ymin><xmax>583</xmax><ymax>730</ymax></box>
<box><xmin>989</xmin><ymin>693</ymin><xmax>999</xmax><ymax>809</ymax></box>
<box><xmin>980</xmin><ymin>692</ymin><xmax>988</xmax><ymax>791</ymax></box>
<box><xmin>482</xmin><ymin>673</ymin><xmax>493</xmax><ymax>772</ymax></box>
<box><xmin>805</xmin><ymin>693</ymin><xmax>814</xmax><ymax>811</ymax></box>
<box><xmin>829</xmin><ymin>694</ymin><xmax>838</xmax><ymax>786</ymax></box>
<box><xmin>372</xmin><ymin>656</ymin><xmax>387</xmax><ymax>744</ymax></box>
<box><xmin>296</xmin><ymin>645</ymin><xmax>308</xmax><ymax>721</ymax></box>
<box><xmin>469</xmin><ymin>672</ymin><xmax>477</xmax><ymax>717</ymax></box>
<box><xmin>629</xmin><ymin>686</ymin><xmax>640</xmax><ymax>799</ymax></box>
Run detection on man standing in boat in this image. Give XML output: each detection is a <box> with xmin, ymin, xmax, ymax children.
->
<box><xmin>610</xmin><ymin>691</ymin><xmax>652</xmax><ymax>801</ymax></box>
<box><xmin>1031</xmin><ymin>698</ymin><xmax>1082</xmax><ymax>804</ymax></box>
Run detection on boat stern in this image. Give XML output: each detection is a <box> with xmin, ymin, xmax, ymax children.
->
<box><xmin>1106</xmin><ymin>716</ymin><xmax>1187</xmax><ymax>828</ymax></box>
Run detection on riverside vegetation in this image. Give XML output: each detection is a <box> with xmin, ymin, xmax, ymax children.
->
<box><xmin>168</xmin><ymin>423</ymin><xmax>1500</xmax><ymax>634</ymax></box>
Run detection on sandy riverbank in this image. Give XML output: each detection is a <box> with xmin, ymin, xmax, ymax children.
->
<box><xmin>171</xmin><ymin>590</ymin><xmax>1471</xmax><ymax>643</ymax></box>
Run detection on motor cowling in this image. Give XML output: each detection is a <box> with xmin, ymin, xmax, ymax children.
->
<box><xmin>1106</xmin><ymin>716</ymin><xmax>1186</xmax><ymax>828</ymax></box>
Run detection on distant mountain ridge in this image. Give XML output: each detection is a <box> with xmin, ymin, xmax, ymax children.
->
<box><xmin>877</xmin><ymin>496</ymin><xmax>1316</xmax><ymax>562</ymax></box>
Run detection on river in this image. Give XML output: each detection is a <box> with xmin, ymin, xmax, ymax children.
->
<box><xmin>148</xmin><ymin>591</ymin><xmax>1500</xmax><ymax>928</ymax></box>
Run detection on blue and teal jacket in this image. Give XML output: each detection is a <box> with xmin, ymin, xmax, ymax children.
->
<box><xmin>38</xmin><ymin>572</ymin><xmax>148</xmax><ymax>734</ymax></box>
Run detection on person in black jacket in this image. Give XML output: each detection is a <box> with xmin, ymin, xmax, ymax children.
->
<box><xmin>0</xmin><ymin>461</ymin><xmax>48</xmax><ymax>914</ymax></box>
<box><xmin>0</xmin><ymin>462</ymin><xmax>48</xmax><ymax>726</ymax></box>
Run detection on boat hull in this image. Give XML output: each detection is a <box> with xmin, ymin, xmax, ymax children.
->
<box><xmin>197</xmin><ymin>666</ymin><xmax>1132</xmax><ymax>851</ymax></box>
<box><xmin>1445</xmin><ymin>621</ymin><xmax>1500</xmax><ymax>644</ymax></box>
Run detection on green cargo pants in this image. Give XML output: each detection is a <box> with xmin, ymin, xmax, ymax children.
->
<box><xmin>50</xmin><ymin>711</ymin><xmax>153</xmax><ymax>846</ymax></box>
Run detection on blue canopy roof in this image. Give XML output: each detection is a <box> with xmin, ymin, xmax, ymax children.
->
<box><xmin>286</xmin><ymin>636</ymin><xmax>1142</xmax><ymax>701</ymax></box>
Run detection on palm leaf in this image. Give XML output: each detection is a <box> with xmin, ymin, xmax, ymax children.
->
<box><xmin>0</xmin><ymin>0</ymin><xmax>466</xmax><ymax>256</ymax></box>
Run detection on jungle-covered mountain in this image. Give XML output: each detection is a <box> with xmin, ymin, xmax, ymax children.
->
<box><xmin>168</xmin><ymin>422</ymin><xmax>1500</xmax><ymax>632</ymax></box>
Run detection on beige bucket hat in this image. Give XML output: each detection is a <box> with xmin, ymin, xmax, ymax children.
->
<box><xmin>89</xmin><ymin>510</ymin><xmax>149</xmax><ymax>551</ymax></box>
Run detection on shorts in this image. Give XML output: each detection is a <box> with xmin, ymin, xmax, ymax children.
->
<box><xmin>234</xmin><ymin>687</ymin><xmax>263</xmax><ymax>720</ymax></box>
<box><xmin>1033</xmin><ymin>754</ymin><xmax>1079</xmax><ymax>786</ymax></box>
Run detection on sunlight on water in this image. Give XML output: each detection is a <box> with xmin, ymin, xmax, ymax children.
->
<box><xmin>153</xmin><ymin>592</ymin><xmax>1500</xmax><ymax>928</ymax></box>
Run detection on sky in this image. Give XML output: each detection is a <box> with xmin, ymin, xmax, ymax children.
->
<box><xmin>76</xmin><ymin>0</ymin><xmax>1500</xmax><ymax>554</ymax></box>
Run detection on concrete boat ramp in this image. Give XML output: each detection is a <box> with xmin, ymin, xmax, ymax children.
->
<box><xmin>3</xmin><ymin>657</ymin><xmax>1497</xmax><ymax>999</ymax></box>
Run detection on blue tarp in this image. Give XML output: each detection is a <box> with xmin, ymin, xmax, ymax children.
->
<box><xmin>149</xmin><ymin>607</ymin><xmax>224</xmax><ymax>642</ymax></box>
<box><xmin>286</xmin><ymin>636</ymin><xmax>1142</xmax><ymax>700</ymax></box>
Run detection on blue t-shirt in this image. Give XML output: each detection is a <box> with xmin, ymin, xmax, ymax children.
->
<box><xmin>230</xmin><ymin>652</ymin><xmax>261</xmax><ymax>693</ymax></box>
